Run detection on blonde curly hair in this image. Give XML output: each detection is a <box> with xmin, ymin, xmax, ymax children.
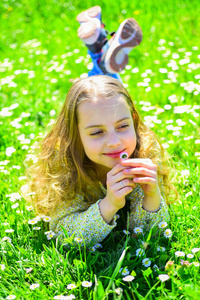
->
<box><xmin>24</xmin><ymin>75</ymin><xmax>176</xmax><ymax>215</ymax></box>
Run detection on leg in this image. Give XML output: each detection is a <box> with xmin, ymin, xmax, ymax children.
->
<box><xmin>88</xmin><ymin>50</ymin><xmax>122</xmax><ymax>82</ymax></box>
<box><xmin>76</xmin><ymin>6</ymin><xmax>122</xmax><ymax>81</ymax></box>
<box><xmin>99</xmin><ymin>18</ymin><xmax>143</xmax><ymax>74</ymax></box>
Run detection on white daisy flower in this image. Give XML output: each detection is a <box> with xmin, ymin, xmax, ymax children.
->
<box><xmin>81</xmin><ymin>281</ymin><xmax>92</xmax><ymax>287</ymax></box>
<box><xmin>6</xmin><ymin>296</ymin><xmax>16</xmax><ymax>300</ymax></box>
<box><xmin>157</xmin><ymin>246</ymin><xmax>166</xmax><ymax>252</ymax></box>
<box><xmin>163</xmin><ymin>229</ymin><xmax>172</xmax><ymax>238</ymax></box>
<box><xmin>28</xmin><ymin>219</ymin><xmax>38</xmax><ymax>225</ymax></box>
<box><xmin>30</xmin><ymin>283</ymin><xmax>40</xmax><ymax>290</ymax></box>
<box><xmin>74</xmin><ymin>237</ymin><xmax>83</xmax><ymax>243</ymax></box>
<box><xmin>42</xmin><ymin>216</ymin><xmax>51</xmax><ymax>222</ymax></box>
<box><xmin>122</xmin><ymin>275</ymin><xmax>135</xmax><ymax>282</ymax></box>
<box><xmin>142</xmin><ymin>258</ymin><xmax>151</xmax><ymax>267</ymax></box>
<box><xmin>25</xmin><ymin>268</ymin><xmax>33</xmax><ymax>273</ymax></box>
<box><xmin>158</xmin><ymin>274</ymin><xmax>170</xmax><ymax>282</ymax></box>
<box><xmin>123</xmin><ymin>230</ymin><xmax>130</xmax><ymax>235</ymax></box>
<box><xmin>158</xmin><ymin>221</ymin><xmax>168</xmax><ymax>229</ymax></box>
<box><xmin>175</xmin><ymin>251</ymin><xmax>185</xmax><ymax>257</ymax></box>
<box><xmin>136</xmin><ymin>248</ymin><xmax>145</xmax><ymax>257</ymax></box>
<box><xmin>115</xmin><ymin>287</ymin><xmax>123</xmax><ymax>295</ymax></box>
<box><xmin>191</xmin><ymin>248</ymin><xmax>200</xmax><ymax>254</ymax></box>
<box><xmin>67</xmin><ymin>283</ymin><xmax>77</xmax><ymax>290</ymax></box>
<box><xmin>2</xmin><ymin>236</ymin><xmax>12</xmax><ymax>243</ymax></box>
<box><xmin>192</xmin><ymin>262</ymin><xmax>200</xmax><ymax>267</ymax></box>
<box><xmin>46</xmin><ymin>231</ymin><xmax>55</xmax><ymax>240</ymax></box>
<box><xmin>133</xmin><ymin>227</ymin><xmax>143</xmax><ymax>234</ymax></box>
<box><xmin>186</xmin><ymin>254</ymin><xmax>194</xmax><ymax>259</ymax></box>
<box><xmin>119</xmin><ymin>267</ymin><xmax>130</xmax><ymax>276</ymax></box>
<box><xmin>5</xmin><ymin>229</ymin><xmax>14</xmax><ymax>233</ymax></box>
<box><xmin>33</xmin><ymin>227</ymin><xmax>41</xmax><ymax>230</ymax></box>
<box><xmin>0</xmin><ymin>264</ymin><xmax>6</xmax><ymax>271</ymax></box>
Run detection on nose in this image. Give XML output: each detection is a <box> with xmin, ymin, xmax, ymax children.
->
<box><xmin>106</xmin><ymin>131</ymin><xmax>121</xmax><ymax>147</ymax></box>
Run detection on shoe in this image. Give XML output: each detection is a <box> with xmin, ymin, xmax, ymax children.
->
<box><xmin>77</xmin><ymin>19</ymin><xmax>108</xmax><ymax>53</ymax></box>
<box><xmin>77</xmin><ymin>19</ymin><xmax>101</xmax><ymax>45</ymax></box>
<box><xmin>99</xmin><ymin>18</ymin><xmax>142</xmax><ymax>73</ymax></box>
<box><xmin>76</xmin><ymin>6</ymin><xmax>101</xmax><ymax>23</ymax></box>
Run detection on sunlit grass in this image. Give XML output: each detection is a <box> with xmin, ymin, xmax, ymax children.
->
<box><xmin>0</xmin><ymin>0</ymin><xmax>200</xmax><ymax>299</ymax></box>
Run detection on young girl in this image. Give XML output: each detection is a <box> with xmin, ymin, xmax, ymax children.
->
<box><xmin>25</xmin><ymin>75</ymin><xmax>173</xmax><ymax>246</ymax></box>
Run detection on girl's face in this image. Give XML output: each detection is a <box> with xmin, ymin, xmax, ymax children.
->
<box><xmin>77</xmin><ymin>94</ymin><xmax>137</xmax><ymax>179</ymax></box>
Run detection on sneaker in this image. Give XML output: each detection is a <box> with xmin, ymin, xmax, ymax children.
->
<box><xmin>76</xmin><ymin>6</ymin><xmax>101</xmax><ymax>23</ymax></box>
<box><xmin>77</xmin><ymin>19</ymin><xmax>101</xmax><ymax>45</ymax></box>
<box><xmin>99</xmin><ymin>18</ymin><xmax>142</xmax><ymax>73</ymax></box>
<box><xmin>77</xmin><ymin>19</ymin><xmax>108</xmax><ymax>53</ymax></box>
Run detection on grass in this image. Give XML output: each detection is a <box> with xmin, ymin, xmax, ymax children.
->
<box><xmin>0</xmin><ymin>0</ymin><xmax>200</xmax><ymax>299</ymax></box>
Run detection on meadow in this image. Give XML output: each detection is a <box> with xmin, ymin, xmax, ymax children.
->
<box><xmin>0</xmin><ymin>0</ymin><xmax>200</xmax><ymax>299</ymax></box>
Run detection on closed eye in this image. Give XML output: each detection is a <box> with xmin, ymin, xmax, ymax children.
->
<box><xmin>90</xmin><ymin>130</ymin><xmax>104</xmax><ymax>136</ymax></box>
<box><xmin>118</xmin><ymin>124</ymin><xmax>129</xmax><ymax>130</ymax></box>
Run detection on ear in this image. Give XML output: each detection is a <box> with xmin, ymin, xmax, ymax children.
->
<box><xmin>132</xmin><ymin>112</ymin><xmax>136</xmax><ymax>120</ymax></box>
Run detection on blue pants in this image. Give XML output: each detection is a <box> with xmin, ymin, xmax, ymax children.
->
<box><xmin>87</xmin><ymin>50</ymin><xmax>122</xmax><ymax>82</ymax></box>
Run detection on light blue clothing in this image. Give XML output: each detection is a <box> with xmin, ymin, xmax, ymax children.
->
<box><xmin>88</xmin><ymin>50</ymin><xmax>122</xmax><ymax>82</ymax></box>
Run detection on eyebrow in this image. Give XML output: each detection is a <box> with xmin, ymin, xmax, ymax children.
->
<box><xmin>84</xmin><ymin>117</ymin><xmax>131</xmax><ymax>129</ymax></box>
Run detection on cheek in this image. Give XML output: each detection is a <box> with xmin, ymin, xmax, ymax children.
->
<box><xmin>81</xmin><ymin>137</ymin><xmax>100</xmax><ymax>157</ymax></box>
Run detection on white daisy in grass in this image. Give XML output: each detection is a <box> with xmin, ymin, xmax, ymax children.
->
<box><xmin>5</xmin><ymin>229</ymin><xmax>14</xmax><ymax>233</ymax></box>
<box><xmin>164</xmin><ymin>229</ymin><xmax>172</xmax><ymax>238</ymax></box>
<box><xmin>81</xmin><ymin>281</ymin><xmax>92</xmax><ymax>287</ymax></box>
<box><xmin>142</xmin><ymin>258</ymin><xmax>151</xmax><ymax>267</ymax></box>
<box><xmin>6</xmin><ymin>296</ymin><xmax>16</xmax><ymax>300</ymax></box>
<box><xmin>187</xmin><ymin>254</ymin><xmax>194</xmax><ymax>259</ymax></box>
<box><xmin>0</xmin><ymin>264</ymin><xmax>6</xmax><ymax>271</ymax></box>
<box><xmin>26</xmin><ymin>205</ymin><xmax>34</xmax><ymax>211</ymax></box>
<box><xmin>25</xmin><ymin>267</ymin><xmax>33</xmax><ymax>273</ymax></box>
<box><xmin>74</xmin><ymin>237</ymin><xmax>83</xmax><ymax>243</ymax></box>
<box><xmin>33</xmin><ymin>227</ymin><xmax>41</xmax><ymax>230</ymax></box>
<box><xmin>28</xmin><ymin>218</ymin><xmax>39</xmax><ymax>225</ymax></box>
<box><xmin>175</xmin><ymin>251</ymin><xmax>185</xmax><ymax>257</ymax></box>
<box><xmin>192</xmin><ymin>262</ymin><xmax>200</xmax><ymax>267</ymax></box>
<box><xmin>119</xmin><ymin>267</ymin><xmax>130</xmax><ymax>276</ymax></box>
<box><xmin>65</xmin><ymin>295</ymin><xmax>76</xmax><ymax>300</ymax></box>
<box><xmin>115</xmin><ymin>287</ymin><xmax>123</xmax><ymax>295</ymax></box>
<box><xmin>157</xmin><ymin>246</ymin><xmax>166</xmax><ymax>252</ymax></box>
<box><xmin>54</xmin><ymin>296</ymin><xmax>64</xmax><ymax>300</ymax></box>
<box><xmin>30</xmin><ymin>283</ymin><xmax>40</xmax><ymax>290</ymax></box>
<box><xmin>136</xmin><ymin>248</ymin><xmax>145</xmax><ymax>257</ymax></box>
<box><xmin>133</xmin><ymin>227</ymin><xmax>143</xmax><ymax>234</ymax></box>
<box><xmin>158</xmin><ymin>221</ymin><xmax>168</xmax><ymax>229</ymax></box>
<box><xmin>46</xmin><ymin>231</ymin><xmax>55</xmax><ymax>240</ymax></box>
<box><xmin>2</xmin><ymin>236</ymin><xmax>12</xmax><ymax>243</ymax></box>
<box><xmin>191</xmin><ymin>248</ymin><xmax>200</xmax><ymax>254</ymax></box>
<box><xmin>158</xmin><ymin>274</ymin><xmax>170</xmax><ymax>282</ymax></box>
<box><xmin>42</xmin><ymin>216</ymin><xmax>51</xmax><ymax>222</ymax></box>
<box><xmin>67</xmin><ymin>283</ymin><xmax>77</xmax><ymax>290</ymax></box>
<box><xmin>123</xmin><ymin>230</ymin><xmax>130</xmax><ymax>235</ymax></box>
<box><xmin>122</xmin><ymin>275</ymin><xmax>135</xmax><ymax>282</ymax></box>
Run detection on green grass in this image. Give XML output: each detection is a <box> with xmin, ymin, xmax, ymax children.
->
<box><xmin>0</xmin><ymin>0</ymin><xmax>200</xmax><ymax>299</ymax></box>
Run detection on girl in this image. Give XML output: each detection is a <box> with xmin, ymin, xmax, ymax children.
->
<box><xmin>25</xmin><ymin>75</ymin><xmax>174</xmax><ymax>246</ymax></box>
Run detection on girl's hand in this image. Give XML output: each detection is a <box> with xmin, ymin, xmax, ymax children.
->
<box><xmin>105</xmin><ymin>163</ymin><xmax>136</xmax><ymax>210</ymax></box>
<box><xmin>121</xmin><ymin>158</ymin><xmax>160</xmax><ymax>197</ymax></box>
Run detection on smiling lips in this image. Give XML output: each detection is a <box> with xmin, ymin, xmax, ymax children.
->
<box><xmin>103</xmin><ymin>150</ymin><xmax>126</xmax><ymax>159</ymax></box>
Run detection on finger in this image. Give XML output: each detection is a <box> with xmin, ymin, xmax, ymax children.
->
<box><xmin>110</xmin><ymin>163</ymin><xmax>127</xmax><ymax>176</ymax></box>
<box><xmin>121</xmin><ymin>158</ymin><xmax>157</xmax><ymax>170</ymax></box>
<box><xmin>124</xmin><ymin>167</ymin><xmax>157</xmax><ymax>178</ymax></box>
<box><xmin>133</xmin><ymin>177</ymin><xmax>157</xmax><ymax>185</ymax></box>
<box><xmin>115</xmin><ymin>186</ymin><xmax>134</xmax><ymax>198</ymax></box>
<box><xmin>115</xmin><ymin>179</ymin><xmax>136</xmax><ymax>191</ymax></box>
